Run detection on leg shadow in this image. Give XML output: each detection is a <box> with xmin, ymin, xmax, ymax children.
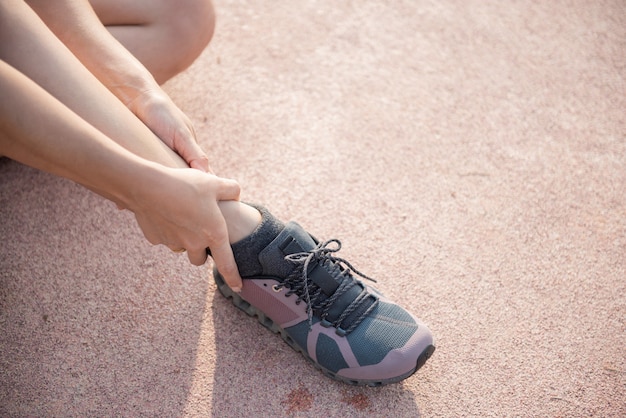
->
<box><xmin>0</xmin><ymin>160</ymin><xmax>208</xmax><ymax>416</ymax></box>
<box><xmin>208</xmin><ymin>275</ymin><xmax>425</xmax><ymax>417</ymax></box>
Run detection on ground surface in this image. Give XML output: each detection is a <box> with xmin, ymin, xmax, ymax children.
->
<box><xmin>1</xmin><ymin>1</ymin><xmax>625</xmax><ymax>416</ymax></box>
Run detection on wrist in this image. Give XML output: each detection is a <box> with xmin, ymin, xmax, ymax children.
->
<box><xmin>124</xmin><ymin>86</ymin><xmax>170</xmax><ymax>120</ymax></box>
<box><xmin>105</xmin><ymin>64</ymin><xmax>161</xmax><ymax>110</ymax></box>
<box><xmin>113</xmin><ymin>159</ymin><xmax>169</xmax><ymax>212</ymax></box>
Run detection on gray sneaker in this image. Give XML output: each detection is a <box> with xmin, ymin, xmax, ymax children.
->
<box><xmin>214</xmin><ymin>221</ymin><xmax>435</xmax><ymax>386</ymax></box>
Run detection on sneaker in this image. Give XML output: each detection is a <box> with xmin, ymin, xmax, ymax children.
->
<box><xmin>213</xmin><ymin>221</ymin><xmax>435</xmax><ymax>386</ymax></box>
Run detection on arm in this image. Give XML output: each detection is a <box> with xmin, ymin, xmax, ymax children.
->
<box><xmin>25</xmin><ymin>0</ymin><xmax>211</xmax><ymax>172</ymax></box>
<box><xmin>25</xmin><ymin>0</ymin><xmax>154</xmax><ymax>106</ymax></box>
<box><xmin>0</xmin><ymin>59</ymin><xmax>242</xmax><ymax>290</ymax></box>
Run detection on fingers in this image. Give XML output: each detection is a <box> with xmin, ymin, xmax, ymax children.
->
<box><xmin>209</xmin><ymin>238</ymin><xmax>243</xmax><ymax>292</ymax></box>
<box><xmin>135</xmin><ymin>215</ymin><xmax>161</xmax><ymax>246</ymax></box>
<box><xmin>130</xmin><ymin>89</ymin><xmax>212</xmax><ymax>173</ymax></box>
<box><xmin>215</xmin><ymin>177</ymin><xmax>241</xmax><ymax>202</ymax></box>
<box><xmin>185</xmin><ymin>143</ymin><xmax>211</xmax><ymax>173</ymax></box>
<box><xmin>177</xmin><ymin>127</ymin><xmax>210</xmax><ymax>173</ymax></box>
<box><xmin>132</xmin><ymin>167</ymin><xmax>243</xmax><ymax>293</ymax></box>
<box><xmin>167</xmin><ymin>107</ymin><xmax>212</xmax><ymax>173</ymax></box>
<box><xmin>190</xmin><ymin>156</ymin><xmax>212</xmax><ymax>174</ymax></box>
<box><xmin>203</xmin><ymin>198</ymin><xmax>242</xmax><ymax>291</ymax></box>
<box><xmin>187</xmin><ymin>247</ymin><xmax>209</xmax><ymax>266</ymax></box>
<box><xmin>177</xmin><ymin>119</ymin><xmax>212</xmax><ymax>173</ymax></box>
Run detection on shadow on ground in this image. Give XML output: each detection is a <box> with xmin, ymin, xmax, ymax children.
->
<box><xmin>209</xmin><ymin>284</ymin><xmax>425</xmax><ymax>417</ymax></box>
<box><xmin>0</xmin><ymin>160</ymin><xmax>209</xmax><ymax>416</ymax></box>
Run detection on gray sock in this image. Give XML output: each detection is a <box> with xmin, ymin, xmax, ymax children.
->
<box><xmin>230</xmin><ymin>204</ymin><xmax>285</xmax><ymax>277</ymax></box>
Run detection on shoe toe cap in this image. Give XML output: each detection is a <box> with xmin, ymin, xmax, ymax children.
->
<box><xmin>335</xmin><ymin>300</ymin><xmax>435</xmax><ymax>384</ymax></box>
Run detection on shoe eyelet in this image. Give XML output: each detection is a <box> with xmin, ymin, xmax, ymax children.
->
<box><xmin>272</xmin><ymin>284</ymin><xmax>282</xmax><ymax>293</ymax></box>
<box><xmin>335</xmin><ymin>327</ymin><xmax>347</xmax><ymax>337</ymax></box>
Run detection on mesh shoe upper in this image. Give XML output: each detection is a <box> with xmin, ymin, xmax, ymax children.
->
<box><xmin>215</xmin><ymin>221</ymin><xmax>435</xmax><ymax>385</ymax></box>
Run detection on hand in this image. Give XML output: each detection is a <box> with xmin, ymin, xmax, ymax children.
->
<box><xmin>130</xmin><ymin>166</ymin><xmax>243</xmax><ymax>291</ymax></box>
<box><xmin>129</xmin><ymin>88</ymin><xmax>211</xmax><ymax>173</ymax></box>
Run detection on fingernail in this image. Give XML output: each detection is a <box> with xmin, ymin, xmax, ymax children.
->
<box><xmin>232</xmin><ymin>286</ymin><xmax>242</xmax><ymax>293</ymax></box>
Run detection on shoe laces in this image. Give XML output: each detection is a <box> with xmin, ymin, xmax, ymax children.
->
<box><xmin>277</xmin><ymin>239</ymin><xmax>379</xmax><ymax>334</ymax></box>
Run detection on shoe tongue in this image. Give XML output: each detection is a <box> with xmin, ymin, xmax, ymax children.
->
<box><xmin>259</xmin><ymin>222</ymin><xmax>345</xmax><ymax>297</ymax></box>
<box><xmin>258</xmin><ymin>221</ymin><xmax>317</xmax><ymax>279</ymax></box>
<box><xmin>259</xmin><ymin>221</ymin><xmax>375</xmax><ymax>330</ymax></box>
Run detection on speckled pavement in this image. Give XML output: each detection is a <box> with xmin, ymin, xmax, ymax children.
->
<box><xmin>1</xmin><ymin>1</ymin><xmax>624</xmax><ymax>416</ymax></box>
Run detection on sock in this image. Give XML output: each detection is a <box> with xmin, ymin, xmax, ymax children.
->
<box><xmin>230</xmin><ymin>204</ymin><xmax>285</xmax><ymax>277</ymax></box>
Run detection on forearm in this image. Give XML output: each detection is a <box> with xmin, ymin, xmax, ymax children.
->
<box><xmin>25</xmin><ymin>0</ymin><xmax>158</xmax><ymax>106</ymax></box>
<box><xmin>0</xmin><ymin>0</ymin><xmax>188</xmax><ymax>170</ymax></box>
<box><xmin>14</xmin><ymin>0</ymin><xmax>210</xmax><ymax>171</ymax></box>
<box><xmin>0</xmin><ymin>59</ymin><xmax>159</xmax><ymax>208</ymax></box>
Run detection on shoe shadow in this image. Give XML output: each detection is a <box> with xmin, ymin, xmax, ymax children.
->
<box><xmin>0</xmin><ymin>160</ymin><xmax>206</xmax><ymax>416</ymax></box>
<box><xmin>207</xmin><ymin>279</ymin><xmax>425</xmax><ymax>417</ymax></box>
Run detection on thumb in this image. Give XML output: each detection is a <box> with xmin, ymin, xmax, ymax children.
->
<box><xmin>214</xmin><ymin>177</ymin><xmax>241</xmax><ymax>201</ymax></box>
<box><xmin>182</xmin><ymin>141</ymin><xmax>211</xmax><ymax>173</ymax></box>
<box><xmin>209</xmin><ymin>236</ymin><xmax>243</xmax><ymax>292</ymax></box>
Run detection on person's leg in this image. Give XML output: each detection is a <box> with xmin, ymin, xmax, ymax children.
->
<box><xmin>89</xmin><ymin>0</ymin><xmax>215</xmax><ymax>84</ymax></box>
<box><xmin>1</xmin><ymin>3</ymin><xmax>436</xmax><ymax>384</ymax></box>
<box><xmin>0</xmin><ymin>1</ymin><xmax>259</xmax><ymax>242</ymax></box>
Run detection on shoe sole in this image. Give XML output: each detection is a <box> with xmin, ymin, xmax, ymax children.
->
<box><xmin>214</xmin><ymin>269</ymin><xmax>435</xmax><ymax>386</ymax></box>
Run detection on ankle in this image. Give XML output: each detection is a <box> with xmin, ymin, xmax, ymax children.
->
<box><xmin>229</xmin><ymin>205</ymin><xmax>285</xmax><ymax>277</ymax></box>
<box><xmin>218</xmin><ymin>200</ymin><xmax>263</xmax><ymax>243</ymax></box>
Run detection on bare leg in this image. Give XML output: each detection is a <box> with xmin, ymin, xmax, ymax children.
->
<box><xmin>0</xmin><ymin>1</ymin><xmax>259</xmax><ymax>242</ymax></box>
<box><xmin>89</xmin><ymin>0</ymin><xmax>215</xmax><ymax>84</ymax></box>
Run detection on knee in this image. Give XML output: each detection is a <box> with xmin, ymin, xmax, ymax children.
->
<box><xmin>157</xmin><ymin>0</ymin><xmax>216</xmax><ymax>81</ymax></box>
<box><xmin>172</xmin><ymin>0</ymin><xmax>216</xmax><ymax>51</ymax></box>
